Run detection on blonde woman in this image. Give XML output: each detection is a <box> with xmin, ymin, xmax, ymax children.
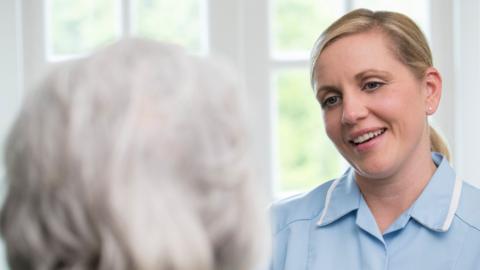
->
<box><xmin>271</xmin><ymin>9</ymin><xmax>480</xmax><ymax>269</ymax></box>
<box><xmin>1</xmin><ymin>39</ymin><xmax>268</xmax><ymax>270</ymax></box>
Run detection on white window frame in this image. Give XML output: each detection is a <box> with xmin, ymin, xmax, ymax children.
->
<box><xmin>1</xmin><ymin>0</ymin><xmax>23</xmax><ymax>186</ymax></box>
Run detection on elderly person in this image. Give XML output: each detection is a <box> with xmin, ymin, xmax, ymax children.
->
<box><xmin>271</xmin><ymin>9</ymin><xmax>480</xmax><ymax>269</ymax></box>
<box><xmin>1</xmin><ymin>39</ymin><xmax>268</xmax><ymax>270</ymax></box>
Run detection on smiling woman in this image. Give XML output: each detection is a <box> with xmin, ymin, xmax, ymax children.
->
<box><xmin>270</xmin><ymin>9</ymin><xmax>480</xmax><ymax>270</ymax></box>
<box><xmin>315</xmin><ymin>30</ymin><xmax>440</xmax><ymax>183</ymax></box>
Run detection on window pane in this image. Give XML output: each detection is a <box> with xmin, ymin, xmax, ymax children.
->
<box><xmin>275</xmin><ymin>69</ymin><xmax>343</xmax><ymax>195</ymax></box>
<box><xmin>48</xmin><ymin>0</ymin><xmax>118</xmax><ymax>59</ymax></box>
<box><xmin>133</xmin><ymin>0</ymin><xmax>204</xmax><ymax>53</ymax></box>
<box><xmin>353</xmin><ymin>0</ymin><xmax>430</xmax><ymax>37</ymax></box>
<box><xmin>271</xmin><ymin>0</ymin><xmax>345</xmax><ymax>59</ymax></box>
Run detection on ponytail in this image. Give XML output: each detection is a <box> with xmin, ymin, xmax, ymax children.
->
<box><xmin>429</xmin><ymin>125</ymin><xmax>451</xmax><ymax>162</ymax></box>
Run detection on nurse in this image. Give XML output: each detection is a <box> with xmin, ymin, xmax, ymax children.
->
<box><xmin>270</xmin><ymin>9</ymin><xmax>480</xmax><ymax>269</ymax></box>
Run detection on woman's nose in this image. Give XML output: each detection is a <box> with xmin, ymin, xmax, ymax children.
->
<box><xmin>341</xmin><ymin>96</ymin><xmax>369</xmax><ymax>125</ymax></box>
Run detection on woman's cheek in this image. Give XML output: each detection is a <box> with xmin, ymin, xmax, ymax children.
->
<box><xmin>324</xmin><ymin>116</ymin><xmax>341</xmax><ymax>144</ymax></box>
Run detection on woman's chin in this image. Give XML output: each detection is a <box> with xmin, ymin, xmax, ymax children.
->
<box><xmin>350</xmin><ymin>158</ymin><xmax>396</xmax><ymax>180</ymax></box>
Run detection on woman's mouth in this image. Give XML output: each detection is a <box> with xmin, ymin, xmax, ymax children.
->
<box><xmin>350</xmin><ymin>128</ymin><xmax>387</xmax><ymax>146</ymax></box>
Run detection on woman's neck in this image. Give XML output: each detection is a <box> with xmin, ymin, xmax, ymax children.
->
<box><xmin>354</xmin><ymin>151</ymin><xmax>437</xmax><ymax>233</ymax></box>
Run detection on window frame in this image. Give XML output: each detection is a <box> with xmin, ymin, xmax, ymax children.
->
<box><xmin>18</xmin><ymin>0</ymin><xmax>472</xmax><ymax>200</ymax></box>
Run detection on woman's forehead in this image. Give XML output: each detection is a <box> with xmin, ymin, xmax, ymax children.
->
<box><xmin>314</xmin><ymin>31</ymin><xmax>403</xmax><ymax>81</ymax></box>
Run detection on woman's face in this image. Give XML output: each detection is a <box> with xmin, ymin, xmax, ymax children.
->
<box><xmin>313</xmin><ymin>31</ymin><xmax>438</xmax><ymax>179</ymax></box>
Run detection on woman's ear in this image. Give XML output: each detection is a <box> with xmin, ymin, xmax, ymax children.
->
<box><xmin>423</xmin><ymin>67</ymin><xmax>442</xmax><ymax>115</ymax></box>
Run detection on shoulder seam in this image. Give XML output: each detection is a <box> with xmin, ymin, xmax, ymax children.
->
<box><xmin>455</xmin><ymin>214</ymin><xmax>480</xmax><ymax>232</ymax></box>
<box><xmin>271</xmin><ymin>179</ymin><xmax>339</xmax><ymax>237</ymax></box>
<box><xmin>274</xmin><ymin>215</ymin><xmax>317</xmax><ymax>237</ymax></box>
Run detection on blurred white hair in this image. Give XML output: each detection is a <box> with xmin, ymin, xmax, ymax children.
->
<box><xmin>0</xmin><ymin>38</ymin><xmax>268</xmax><ymax>270</ymax></box>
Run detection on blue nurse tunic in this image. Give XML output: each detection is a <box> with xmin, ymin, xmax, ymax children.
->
<box><xmin>270</xmin><ymin>153</ymin><xmax>480</xmax><ymax>269</ymax></box>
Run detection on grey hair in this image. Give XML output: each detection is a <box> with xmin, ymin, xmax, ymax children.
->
<box><xmin>1</xmin><ymin>38</ymin><xmax>268</xmax><ymax>270</ymax></box>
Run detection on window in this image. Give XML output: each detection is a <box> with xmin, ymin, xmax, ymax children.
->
<box><xmin>132</xmin><ymin>0</ymin><xmax>207</xmax><ymax>53</ymax></box>
<box><xmin>271</xmin><ymin>0</ymin><xmax>345</xmax><ymax>58</ymax></box>
<box><xmin>271</xmin><ymin>0</ymin><xmax>346</xmax><ymax>196</ymax></box>
<box><xmin>20</xmin><ymin>0</ymin><xmax>431</xmax><ymax>201</ymax></box>
<box><xmin>47</xmin><ymin>0</ymin><xmax>119</xmax><ymax>60</ymax></box>
<box><xmin>45</xmin><ymin>0</ymin><xmax>206</xmax><ymax>60</ymax></box>
<box><xmin>274</xmin><ymin>69</ymin><xmax>342</xmax><ymax>193</ymax></box>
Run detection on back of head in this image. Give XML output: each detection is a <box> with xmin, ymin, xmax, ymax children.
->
<box><xmin>310</xmin><ymin>8</ymin><xmax>450</xmax><ymax>160</ymax></box>
<box><xmin>1</xmin><ymin>39</ymin><xmax>268</xmax><ymax>270</ymax></box>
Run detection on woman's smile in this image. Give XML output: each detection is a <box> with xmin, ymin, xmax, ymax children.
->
<box><xmin>348</xmin><ymin>127</ymin><xmax>387</xmax><ymax>153</ymax></box>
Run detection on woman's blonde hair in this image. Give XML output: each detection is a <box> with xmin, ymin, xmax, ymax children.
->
<box><xmin>310</xmin><ymin>8</ymin><xmax>450</xmax><ymax>161</ymax></box>
<box><xmin>1</xmin><ymin>39</ymin><xmax>268</xmax><ymax>270</ymax></box>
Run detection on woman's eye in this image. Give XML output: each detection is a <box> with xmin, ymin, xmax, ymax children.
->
<box><xmin>322</xmin><ymin>95</ymin><xmax>341</xmax><ymax>108</ymax></box>
<box><xmin>362</xmin><ymin>81</ymin><xmax>384</xmax><ymax>91</ymax></box>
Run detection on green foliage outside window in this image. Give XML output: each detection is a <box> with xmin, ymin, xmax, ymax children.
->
<box><xmin>276</xmin><ymin>70</ymin><xmax>343</xmax><ymax>193</ymax></box>
<box><xmin>49</xmin><ymin>0</ymin><xmax>203</xmax><ymax>57</ymax></box>
<box><xmin>273</xmin><ymin>0</ymin><xmax>345</xmax><ymax>194</ymax></box>
<box><xmin>134</xmin><ymin>0</ymin><xmax>202</xmax><ymax>52</ymax></box>
<box><xmin>272</xmin><ymin>0</ymin><xmax>343</xmax><ymax>54</ymax></box>
<box><xmin>50</xmin><ymin>0</ymin><xmax>117</xmax><ymax>56</ymax></box>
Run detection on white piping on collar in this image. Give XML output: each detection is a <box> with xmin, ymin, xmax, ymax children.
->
<box><xmin>317</xmin><ymin>178</ymin><xmax>341</xmax><ymax>226</ymax></box>
<box><xmin>441</xmin><ymin>175</ymin><xmax>463</xmax><ymax>232</ymax></box>
<box><xmin>316</xmin><ymin>175</ymin><xmax>463</xmax><ymax>230</ymax></box>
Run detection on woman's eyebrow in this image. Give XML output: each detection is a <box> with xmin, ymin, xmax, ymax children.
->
<box><xmin>316</xmin><ymin>85</ymin><xmax>340</xmax><ymax>99</ymax></box>
<box><xmin>354</xmin><ymin>69</ymin><xmax>393</xmax><ymax>81</ymax></box>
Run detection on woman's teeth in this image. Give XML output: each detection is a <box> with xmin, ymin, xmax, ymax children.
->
<box><xmin>353</xmin><ymin>129</ymin><xmax>385</xmax><ymax>144</ymax></box>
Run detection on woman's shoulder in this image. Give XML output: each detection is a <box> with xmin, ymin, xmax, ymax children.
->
<box><xmin>456</xmin><ymin>181</ymin><xmax>480</xmax><ymax>231</ymax></box>
<box><xmin>269</xmin><ymin>179</ymin><xmax>336</xmax><ymax>235</ymax></box>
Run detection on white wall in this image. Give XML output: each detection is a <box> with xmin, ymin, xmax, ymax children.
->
<box><xmin>430</xmin><ymin>0</ymin><xmax>455</xmax><ymax>155</ymax></box>
<box><xmin>0</xmin><ymin>1</ymin><xmax>22</xmax><ymax>268</ymax></box>
<box><xmin>430</xmin><ymin>0</ymin><xmax>480</xmax><ymax>188</ymax></box>
<box><xmin>0</xmin><ymin>1</ymin><xmax>23</xmax><ymax>168</ymax></box>
<box><xmin>453</xmin><ymin>0</ymin><xmax>480</xmax><ymax>187</ymax></box>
